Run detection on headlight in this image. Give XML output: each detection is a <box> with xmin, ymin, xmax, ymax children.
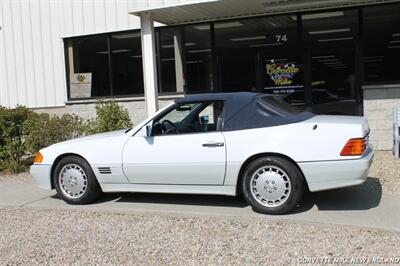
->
<box><xmin>34</xmin><ymin>152</ymin><xmax>43</xmax><ymax>164</ymax></box>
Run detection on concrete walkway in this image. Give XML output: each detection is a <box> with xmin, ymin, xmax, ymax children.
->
<box><xmin>0</xmin><ymin>180</ymin><xmax>399</xmax><ymax>232</ymax></box>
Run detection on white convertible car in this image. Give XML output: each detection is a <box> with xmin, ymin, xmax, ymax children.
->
<box><xmin>31</xmin><ymin>92</ymin><xmax>374</xmax><ymax>214</ymax></box>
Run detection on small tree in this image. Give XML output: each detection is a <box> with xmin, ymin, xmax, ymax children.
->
<box><xmin>84</xmin><ymin>99</ymin><xmax>133</xmax><ymax>135</ymax></box>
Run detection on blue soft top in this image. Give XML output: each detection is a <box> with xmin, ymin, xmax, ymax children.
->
<box><xmin>176</xmin><ymin>92</ymin><xmax>314</xmax><ymax>131</ymax></box>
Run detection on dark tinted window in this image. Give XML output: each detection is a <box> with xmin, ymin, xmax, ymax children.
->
<box><xmin>185</xmin><ymin>24</ymin><xmax>212</xmax><ymax>93</ymax></box>
<box><xmin>111</xmin><ymin>32</ymin><xmax>143</xmax><ymax>96</ymax></box>
<box><xmin>364</xmin><ymin>4</ymin><xmax>400</xmax><ymax>83</ymax></box>
<box><xmin>159</xmin><ymin>28</ymin><xmax>178</xmax><ymax>93</ymax></box>
<box><xmin>215</xmin><ymin>16</ymin><xmax>298</xmax><ymax>93</ymax></box>
<box><xmin>302</xmin><ymin>10</ymin><xmax>358</xmax><ymax>115</ymax></box>
<box><xmin>66</xmin><ymin>30</ymin><xmax>144</xmax><ymax>99</ymax></box>
<box><xmin>310</xmin><ymin>50</ymin><xmax>357</xmax><ymax>115</ymax></box>
<box><xmin>158</xmin><ymin>24</ymin><xmax>213</xmax><ymax>93</ymax></box>
<box><xmin>303</xmin><ymin>10</ymin><xmax>358</xmax><ymax>44</ymax></box>
<box><xmin>68</xmin><ymin>35</ymin><xmax>110</xmax><ymax>98</ymax></box>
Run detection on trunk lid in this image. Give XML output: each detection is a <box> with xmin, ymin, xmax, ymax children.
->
<box><xmin>307</xmin><ymin>115</ymin><xmax>370</xmax><ymax>138</ymax></box>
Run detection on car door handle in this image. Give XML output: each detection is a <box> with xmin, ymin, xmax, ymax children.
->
<box><xmin>202</xmin><ymin>142</ymin><xmax>224</xmax><ymax>147</ymax></box>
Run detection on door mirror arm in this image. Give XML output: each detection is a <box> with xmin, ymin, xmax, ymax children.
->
<box><xmin>134</xmin><ymin>122</ymin><xmax>153</xmax><ymax>137</ymax></box>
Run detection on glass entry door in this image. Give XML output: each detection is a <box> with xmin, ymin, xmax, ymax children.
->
<box><xmin>261</xmin><ymin>48</ymin><xmax>359</xmax><ymax>115</ymax></box>
<box><xmin>301</xmin><ymin>9</ymin><xmax>360</xmax><ymax>115</ymax></box>
<box><xmin>218</xmin><ymin>53</ymin><xmax>257</xmax><ymax>92</ymax></box>
<box><xmin>310</xmin><ymin>49</ymin><xmax>358</xmax><ymax>115</ymax></box>
<box><xmin>262</xmin><ymin>53</ymin><xmax>305</xmax><ymax>109</ymax></box>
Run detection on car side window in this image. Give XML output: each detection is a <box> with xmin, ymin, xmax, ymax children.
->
<box><xmin>152</xmin><ymin>101</ymin><xmax>224</xmax><ymax>136</ymax></box>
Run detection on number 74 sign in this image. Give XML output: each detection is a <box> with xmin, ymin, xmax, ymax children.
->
<box><xmin>275</xmin><ymin>34</ymin><xmax>288</xmax><ymax>42</ymax></box>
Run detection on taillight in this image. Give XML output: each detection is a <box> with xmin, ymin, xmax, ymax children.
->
<box><xmin>340</xmin><ymin>138</ymin><xmax>366</xmax><ymax>156</ymax></box>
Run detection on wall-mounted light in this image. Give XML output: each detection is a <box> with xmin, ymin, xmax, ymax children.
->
<box><xmin>312</xmin><ymin>55</ymin><xmax>335</xmax><ymax>59</ymax></box>
<box><xmin>96</xmin><ymin>49</ymin><xmax>132</xmax><ymax>54</ymax></box>
<box><xmin>230</xmin><ymin>36</ymin><xmax>267</xmax><ymax>42</ymax></box>
<box><xmin>249</xmin><ymin>43</ymin><xmax>282</xmax><ymax>48</ymax></box>
<box><xmin>291</xmin><ymin>11</ymin><xmax>344</xmax><ymax>21</ymax></box>
<box><xmin>194</xmin><ymin>22</ymin><xmax>243</xmax><ymax>30</ymax></box>
<box><xmin>317</xmin><ymin>37</ymin><xmax>353</xmax><ymax>42</ymax></box>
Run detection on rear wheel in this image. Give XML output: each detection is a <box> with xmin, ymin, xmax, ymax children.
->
<box><xmin>53</xmin><ymin>156</ymin><xmax>101</xmax><ymax>204</ymax></box>
<box><xmin>242</xmin><ymin>156</ymin><xmax>304</xmax><ymax>215</ymax></box>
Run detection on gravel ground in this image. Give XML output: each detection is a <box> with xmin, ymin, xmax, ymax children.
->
<box><xmin>1</xmin><ymin>151</ymin><xmax>399</xmax><ymax>265</ymax></box>
<box><xmin>0</xmin><ymin>207</ymin><xmax>399</xmax><ymax>265</ymax></box>
<box><xmin>0</xmin><ymin>171</ymin><xmax>31</xmax><ymax>183</ymax></box>
<box><xmin>3</xmin><ymin>151</ymin><xmax>399</xmax><ymax>194</ymax></box>
<box><xmin>368</xmin><ymin>151</ymin><xmax>400</xmax><ymax>194</ymax></box>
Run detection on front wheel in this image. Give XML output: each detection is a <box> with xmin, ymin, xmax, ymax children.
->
<box><xmin>242</xmin><ymin>156</ymin><xmax>305</xmax><ymax>215</ymax></box>
<box><xmin>53</xmin><ymin>156</ymin><xmax>102</xmax><ymax>204</ymax></box>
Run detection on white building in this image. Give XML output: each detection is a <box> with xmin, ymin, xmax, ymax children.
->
<box><xmin>1</xmin><ymin>0</ymin><xmax>400</xmax><ymax>149</ymax></box>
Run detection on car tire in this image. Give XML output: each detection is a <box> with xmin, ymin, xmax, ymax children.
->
<box><xmin>242</xmin><ymin>156</ymin><xmax>304</xmax><ymax>215</ymax></box>
<box><xmin>53</xmin><ymin>155</ymin><xmax>102</xmax><ymax>204</ymax></box>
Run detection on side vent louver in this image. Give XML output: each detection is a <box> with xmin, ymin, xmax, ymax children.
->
<box><xmin>98</xmin><ymin>167</ymin><xmax>112</xmax><ymax>174</ymax></box>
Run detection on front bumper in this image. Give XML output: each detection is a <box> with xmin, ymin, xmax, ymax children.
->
<box><xmin>298</xmin><ymin>146</ymin><xmax>374</xmax><ymax>192</ymax></box>
<box><xmin>30</xmin><ymin>164</ymin><xmax>53</xmax><ymax>190</ymax></box>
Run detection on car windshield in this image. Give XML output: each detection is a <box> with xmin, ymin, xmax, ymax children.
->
<box><xmin>260</xmin><ymin>96</ymin><xmax>303</xmax><ymax>116</ymax></box>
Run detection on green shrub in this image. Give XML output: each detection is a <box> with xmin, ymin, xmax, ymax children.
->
<box><xmin>0</xmin><ymin>99</ymin><xmax>132</xmax><ymax>173</ymax></box>
<box><xmin>0</xmin><ymin>106</ymin><xmax>32</xmax><ymax>173</ymax></box>
<box><xmin>84</xmin><ymin>99</ymin><xmax>132</xmax><ymax>135</ymax></box>
<box><xmin>23</xmin><ymin>113</ymin><xmax>84</xmax><ymax>154</ymax></box>
<box><xmin>0</xmin><ymin>106</ymin><xmax>85</xmax><ymax>173</ymax></box>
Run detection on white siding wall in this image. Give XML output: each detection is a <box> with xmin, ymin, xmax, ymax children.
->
<box><xmin>0</xmin><ymin>0</ymin><xmax>142</xmax><ymax>108</ymax></box>
<box><xmin>132</xmin><ymin>0</ymin><xmax>215</xmax><ymax>11</ymax></box>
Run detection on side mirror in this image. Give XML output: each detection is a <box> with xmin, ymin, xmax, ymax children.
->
<box><xmin>146</xmin><ymin>124</ymin><xmax>152</xmax><ymax>137</ymax></box>
<box><xmin>200</xmin><ymin>115</ymin><xmax>209</xmax><ymax>125</ymax></box>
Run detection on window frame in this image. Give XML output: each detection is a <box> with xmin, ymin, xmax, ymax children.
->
<box><xmin>63</xmin><ymin>29</ymin><xmax>144</xmax><ymax>101</ymax></box>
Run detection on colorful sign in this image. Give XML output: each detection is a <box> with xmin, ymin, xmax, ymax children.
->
<box><xmin>266</xmin><ymin>62</ymin><xmax>300</xmax><ymax>87</ymax></box>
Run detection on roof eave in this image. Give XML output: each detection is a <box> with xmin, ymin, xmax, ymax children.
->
<box><xmin>129</xmin><ymin>0</ymin><xmax>220</xmax><ymax>16</ymax></box>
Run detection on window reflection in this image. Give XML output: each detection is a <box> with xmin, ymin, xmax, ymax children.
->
<box><xmin>215</xmin><ymin>15</ymin><xmax>298</xmax><ymax>92</ymax></box>
<box><xmin>364</xmin><ymin>4</ymin><xmax>400</xmax><ymax>83</ymax></box>
<box><xmin>310</xmin><ymin>52</ymin><xmax>357</xmax><ymax>115</ymax></box>
<box><xmin>215</xmin><ymin>16</ymin><xmax>297</xmax><ymax>51</ymax></box>
<box><xmin>159</xmin><ymin>24</ymin><xmax>212</xmax><ymax>93</ymax></box>
<box><xmin>69</xmin><ymin>35</ymin><xmax>110</xmax><ymax>98</ymax></box>
<box><xmin>111</xmin><ymin>32</ymin><xmax>143</xmax><ymax>96</ymax></box>
<box><xmin>159</xmin><ymin>28</ymin><xmax>178</xmax><ymax>93</ymax></box>
<box><xmin>302</xmin><ymin>10</ymin><xmax>358</xmax><ymax>115</ymax></box>
<box><xmin>185</xmin><ymin>24</ymin><xmax>212</xmax><ymax>93</ymax></box>
<box><xmin>302</xmin><ymin>10</ymin><xmax>358</xmax><ymax>44</ymax></box>
<box><xmin>64</xmin><ymin>3</ymin><xmax>400</xmax><ymax>116</ymax></box>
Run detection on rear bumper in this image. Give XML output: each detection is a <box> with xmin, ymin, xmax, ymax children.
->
<box><xmin>298</xmin><ymin>146</ymin><xmax>374</xmax><ymax>192</ymax></box>
<box><xmin>30</xmin><ymin>164</ymin><xmax>53</xmax><ymax>190</ymax></box>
